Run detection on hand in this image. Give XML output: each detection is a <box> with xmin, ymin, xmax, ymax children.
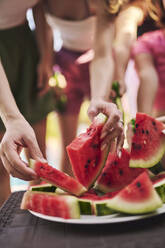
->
<box><xmin>0</xmin><ymin>117</ymin><xmax>45</xmax><ymax>181</ymax></box>
<box><xmin>37</xmin><ymin>59</ymin><xmax>53</xmax><ymax>96</ymax></box>
<box><xmin>87</xmin><ymin>99</ymin><xmax>124</xmax><ymax>154</ymax></box>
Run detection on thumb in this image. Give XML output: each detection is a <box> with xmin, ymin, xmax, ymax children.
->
<box><xmin>87</xmin><ymin>106</ymin><xmax>99</xmax><ymax>121</ymax></box>
<box><xmin>24</xmin><ymin>135</ymin><xmax>46</xmax><ymax>162</ymax></box>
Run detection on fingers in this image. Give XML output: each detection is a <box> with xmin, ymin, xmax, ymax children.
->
<box><xmin>116</xmin><ymin>131</ymin><xmax>125</xmax><ymax>156</ymax></box>
<box><xmin>101</xmin><ymin>122</ymin><xmax>123</xmax><ymax>151</ymax></box>
<box><xmin>23</xmin><ymin>134</ymin><xmax>46</xmax><ymax>162</ymax></box>
<box><xmin>87</xmin><ymin>105</ymin><xmax>99</xmax><ymax>121</ymax></box>
<box><xmin>101</xmin><ymin>104</ymin><xmax>122</xmax><ymax>139</ymax></box>
<box><xmin>1</xmin><ymin>147</ymin><xmax>38</xmax><ymax>181</ymax></box>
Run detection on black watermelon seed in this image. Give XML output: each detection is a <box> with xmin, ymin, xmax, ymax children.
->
<box><xmin>87</xmin><ymin>159</ymin><xmax>91</xmax><ymax>164</ymax></box>
<box><xmin>119</xmin><ymin>169</ymin><xmax>123</xmax><ymax>175</ymax></box>
<box><xmin>92</xmin><ymin>144</ymin><xmax>99</xmax><ymax>149</ymax></box>
<box><xmin>136</xmin><ymin>124</ymin><xmax>139</xmax><ymax>128</ymax></box>
<box><xmin>152</xmin><ymin>121</ymin><xmax>156</xmax><ymax>126</ymax></box>
<box><xmin>102</xmin><ymin>172</ymin><xmax>107</xmax><ymax>177</ymax></box>
<box><xmin>136</xmin><ymin>182</ymin><xmax>141</xmax><ymax>188</ymax></box>
<box><xmin>146</xmin><ymin>130</ymin><xmax>149</xmax><ymax>135</ymax></box>
<box><xmin>142</xmin><ymin>129</ymin><xmax>145</xmax><ymax>134</ymax></box>
<box><xmin>40</xmin><ymin>166</ymin><xmax>44</xmax><ymax>169</ymax></box>
<box><xmin>114</xmin><ymin>161</ymin><xmax>118</xmax><ymax>166</ymax></box>
<box><xmin>132</xmin><ymin>143</ymin><xmax>142</xmax><ymax>150</ymax></box>
<box><xmin>84</xmin><ymin>164</ymin><xmax>89</xmax><ymax>169</ymax></box>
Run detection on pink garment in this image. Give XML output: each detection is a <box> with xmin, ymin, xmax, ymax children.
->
<box><xmin>132</xmin><ymin>30</ymin><xmax>165</xmax><ymax>111</ymax></box>
<box><xmin>55</xmin><ymin>48</ymin><xmax>91</xmax><ymax>114</ymax></box>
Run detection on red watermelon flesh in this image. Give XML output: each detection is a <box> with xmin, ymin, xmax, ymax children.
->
<box><xmin>106</xmin><ymin>172</ymin><xmax>162</xmax><ymax>214</ymax></box>
<box><xmin>79</xmin><ymin>190</ymin><xmax>119</xmax><ymax>201</ymax></box>
<box><xmin>21</xmin><ymin>191</ymin><xmax>80</xmax><ymax>219</ymax></box>
<box><xmin>130</xmin><ymin>113</ymin><xmax>165</xmax><ymax>168</ymax></box>
<box><xmin>95</xmin><ymin>149</ymin><xmax>145</xmax><ymax>193</ymax></box>
<box><xmin>29</xmin><ymin>159</ymin><xmax>86</xmax><ymax>196</ymax></box>
<box><xmin>67</xmin><ymin>113</ymin><xmax>109</xmax><ymax>189</ymax></box>
<box><xmin>151</xmin><ymin>172</ymin><xmax>165</xmax><ymax>188</ymax></box>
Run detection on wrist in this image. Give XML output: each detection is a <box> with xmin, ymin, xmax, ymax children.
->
<box><xmin>3</xmin><ymin>112</ymin><xmax>25</xmax><ymax>128</ymax></box>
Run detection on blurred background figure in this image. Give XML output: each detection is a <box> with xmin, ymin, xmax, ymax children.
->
<box><xmin>0</xmin><ymin>0</ymin><xmax>54</xmax><ymax>206</ymax></box>
<box><xmin>132</xmin><ymin>0</ymin><xmax>165</xmax><ymax>118</ymax></box>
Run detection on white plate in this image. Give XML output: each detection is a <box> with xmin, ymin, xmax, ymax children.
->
<box><xmin>29</xmin><ymin>204</ymin><xmax>165</xmax><ymax>224</ymax></box>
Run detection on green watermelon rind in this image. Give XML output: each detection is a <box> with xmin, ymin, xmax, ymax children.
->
<box><xmin>155</xmin><ymin>185</ymin><xmax>165</xmax><ymax>203</ymax></box>
<box><xmin>65</xmin><ymin>195</ymin><xmax>81</xmax><ymax>219</ymax></box>
<box><xmin>153</xmin><ymin>175</ymin><xmax>165</xmax><ymax>188</ymax></box>
<box><xmin>55</xmin><ymin>188</ymin><xmax>93</xmax><ymax>215</ymax></box>
<box><xmin>21</xmin><ymin>191</ymin><xmax>81</xmax><ymax>219</ymax></box>
<box><xmin>94</xmin><ymin>182</ymin><xmax>118</xmax><ymax>194</ymax></box>
<box><xmin>56</xmin><ymin>189</ymin><xmax>93</xmax><ymax>215</ymax></box>
<box><xmin>106</xmin><ymin>190</ymin><xmax>162</xmax><ymax>215</ymax></box>
<box><xmin>93</xmin><ymin>200</ymin><xmax>116</xmax><ymax>216</ymax></box>
<box><xmin>78</xmin><ymin>199</ymin><xmax>93</xmax><ymax>215</ymax></box>
<box><xmin>29</xmin><ymin>159</ymin><xmax>87</xmax><ymax>196</ymax></box>
<box><xmin>30</xmin><ymin>184</ymin><xmax>56</xmax><ymax>193</ymax></box>
<box><xmin>129</xmin><ymin>141</ymin><xmax>165</xmax><ymax>169</ymax></box>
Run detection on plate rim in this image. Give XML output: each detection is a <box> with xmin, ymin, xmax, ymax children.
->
<box><xmin>29</xmin><ymin>204</ymin><xmax>165</xmax><ymax>224</ymax></box>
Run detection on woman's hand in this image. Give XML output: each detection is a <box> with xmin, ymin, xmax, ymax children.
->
<box><xmin>88</xmin><ymin>99</ymin><xmax>124</xmax><ymax>154</ymax></box>
<box><xmin>0</xmin><ymin>117</ymin><xmax>45</xmax><ymax>181</ymax></box>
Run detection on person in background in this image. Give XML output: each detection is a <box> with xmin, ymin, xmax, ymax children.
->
<box><xmin>132</xmin><ymin>0</ymin><xmax>165</xmax><ymax>117</ymax></box>
<box><xmin>0</xmin><ymin>0</ymin><xmax>54</xmax><ymax>206</ymax></box>
<box><xmin>37</xmin><ymin>0</ymin><xmax>145</xmax><ymax>176</ymax></box>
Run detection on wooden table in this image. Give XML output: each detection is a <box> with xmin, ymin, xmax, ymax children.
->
<box><xmin>0</xmin><ymin>191</ymin><xmax>165</xmax><ymax>248</ymax></box>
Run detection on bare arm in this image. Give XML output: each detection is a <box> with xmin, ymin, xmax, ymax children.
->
<box><xmin>88</xmin><ymin>2</ymin><xmax>124</xmax><ymax>153</ymax></box>
<box><xmin>33</xmin><ymin>0</ymin><xmax>54</xmax><ymax>94</ymax></box>
<box><xmin>135</xmin><ymin>53</ymin><xmax>158</xmax><ymax>115</ymax></box>
<box><xmin>0</xmin><ymin>61</ymin><xmax>44</xmax><ymax>180</ymax></box>
<box><xmin>113</xmin><ymin>5</ymin><xmax>145</xmax><ymax>94</ymax></box>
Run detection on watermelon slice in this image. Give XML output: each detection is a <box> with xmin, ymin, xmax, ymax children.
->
<box><xmin>152</xmin><ymin>172</ymin><xmax>165</xmax><ymax>203</ymax></box>
<box><xmin>29</xmin><ymin>159</ymin><xmax>86</xmax><ymax>196</ymax></box>
<box><xmin>105</xmin><ymin>172</ymin><xmax>162</xmax><ymax>214</ymax></box>
<box><xmin>78</xmin><ymin>191</ymin><xmax>118</xmax><ymax>216</ymax></box>
<box><xmin>67</xmin><ymin>113</ymin><xmax>110</xmax><ymax>189</ymax></box>
<box><xmin>129</xmin><ymin>113</ymin><xmax>165</xmax><ymax>168</ymax></box>
<box><xmin>21</xmin><ymin>191</ymin><xmax>80</xmax><ymax>219</ymax></box>
<box><xmin>95</xmin><ymin>149</ymin><xmax>145</xmax><ymax>193</ymax></box>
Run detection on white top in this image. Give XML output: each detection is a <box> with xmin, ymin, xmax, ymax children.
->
<box><xmin>46</xmin><ymin>14</ymin><xmax>97</xmax><ymax>52</ymax></box>
<box><xmin>0</xmin><ymin>0</ymin><xmax>39</xmax><ymax>29</ymax></box>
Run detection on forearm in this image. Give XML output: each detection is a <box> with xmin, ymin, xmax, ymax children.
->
<box><xmin>137</xmin><ymin>68</ymin><xmax>158</xmax><ymax>115</ymax></box>
<box><xmin>114</xmin><ymin>5</ymin><xmax>144</xmax><ymax>81</ymax></box>
<box><xmin>0</xmin><ymin>62</ymin><xmax>23</xmax><ymax>126</ymax></box>
<box><xmin>90</xmin><ymin>54</ymin><xmax>114</xmax><ymax>101</ymax></box>
<box><xmin>33</xmin><ymin>2</ymin><xmax>53</xmax><ymax>63</ymax></box>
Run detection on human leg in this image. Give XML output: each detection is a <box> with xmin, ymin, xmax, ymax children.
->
<box><xmin>57</xmin><ymin>113</ymin><xmax>79</xmax><ymax>177</ymax></box>
<box><xmin>27</xmin><ymin>118</ymin><xmax>47</xmax><ymax>186</ymax></box>
<box><xmin>0</xmin><ymin>131</ymin><xmax>11</xmax><ymax>207</ymax></box>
